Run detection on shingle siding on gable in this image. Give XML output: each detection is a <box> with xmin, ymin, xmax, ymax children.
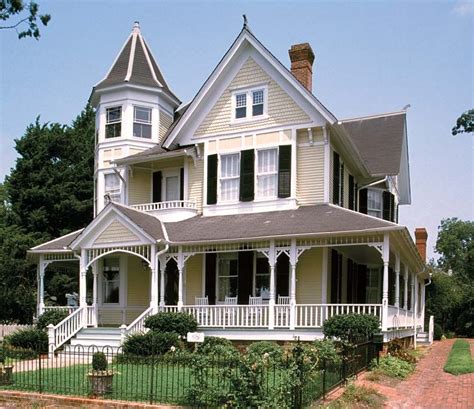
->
<box><xmin>159</xmin><ymin>111</ymin><xmax>173</xmax><ymax>142</ymax></box>
<box><xmin>94</xmin><ymin>220</ymin><xmax>139</xmax><ymax>244</ymax></box>
<box><xmin>194</xmin><ymin>57</ymin><xmax>310</xmax><ymax>137</ymax></box>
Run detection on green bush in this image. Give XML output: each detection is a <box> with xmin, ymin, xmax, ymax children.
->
<box><xmin>122</xmin><ymin>332</ymin><xmax>180</xmax><ymax>357</ymax></box>
<box><xmin>323</xmin><ymin>314</ymin><xmax>380</xmax><ymax>342</ymax></box>
<box><xmin>0</xmin><ymin>346</ymin><xmax>5</xmax><ymax>364</ymax></box>
<box><xmin>434</xmin><ymin>323</ymin><xmax>443</xmax><ymax>340</ymax></box>
<box><xmin>246</xmin><ymin>341</ymin><xmax>283</xmax><ymax>363</ymax></box>
<box><xmin>196</xmin><ymin>336</ymin><xmax>239</xmax><ymax>362</ymax></box>
<box><xmin>371</xmin><ymin>355</ymin><xmax>415</xmax><ymax>379</ymax></box>
<box><xmin>4</xmin><ymin>346</ymin><xmax>38</xmax><ymax>360</ymax></box>
<box><xmin>36</xmin><ymin>309</ymin><xmax>69</xmax><ymax>331</ymax></box>
<box><xmin>144</xmin><ymin>312</ymin><xmax>197</xmax><ymax>337</ymax></box>
<box><xmin>4</xmin><ymin>328</ymin><xmax>48</xmax><ymax>353</ymax></box>
<box><xmin>92</xmin><ymin>352</ymin><xmax>107</xmax><ymax>371</ymax></box>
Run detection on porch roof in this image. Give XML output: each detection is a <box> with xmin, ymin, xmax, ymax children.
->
<box><xmin>164</xmin><ymin>204</ymin><xmax>400</xmax><ymax>244</ymax></box>
<box><xmin>29</xmin><ymin>229</ymin><xmax>84</xmax><ymax>252</ymax></box>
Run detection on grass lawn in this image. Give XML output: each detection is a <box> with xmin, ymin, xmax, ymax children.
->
<box><xmin>443</xmin><ymin>340</ymin><xmax>474</xmax><ymax>376</ymax></box>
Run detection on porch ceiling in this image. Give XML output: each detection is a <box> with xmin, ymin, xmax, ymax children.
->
<box><xmin>336</xmin><ymin>245</ymin><xmax>382</xmax><ymax>266</ymax></box>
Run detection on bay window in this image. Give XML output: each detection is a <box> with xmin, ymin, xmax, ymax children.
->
<box><xmin>220</xmin><ymin>153</ymin><xmax>240</xmax><ymax>202</ymax></box>
<box><xmin>133</xmin><ymin>106</ymin><xmax>152</xmax><ymax>138</ymax></box>
<box><xmin>105</xmin><ymin>106</ymin><xmax>121</xmax><ymax>138</ymax></box>
<box><xmin>217</xmin><ymin>253</ymin><xmax>238</xmax><ymax>301</ymax></box>
<box><xmin>257</xmin><ymin>148</ymin><xmax>278</xmax><ymax>199</ymax></box>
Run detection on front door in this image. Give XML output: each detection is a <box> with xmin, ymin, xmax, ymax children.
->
<box><xmin>165</xmin><ymin>259</ymin><xmax>179</xmax><ymax>305</ymax></box>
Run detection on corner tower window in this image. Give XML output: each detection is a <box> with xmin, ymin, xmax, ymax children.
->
<box><xmin>105</xmin><ymin>106</ymin><xmax>121</xmax><ymax>138</ymax></box>
<box><xmin>104</xmin><ymin>173</ymin><xmax>121</xmax><ymax>202</ymax></box>
<box><xmin>133</xmin><ymin>106</ymin><xmax>152</xmax><ymax>138</ymax></box>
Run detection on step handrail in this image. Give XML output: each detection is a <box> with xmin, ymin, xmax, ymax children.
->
<box><xmin>47</xmin><ymin>306</ymin><xmax>85</xmax><ymax>355</ymax></box>
<box><xmin>123</xmin><ymin>306</ymin><xmax>154</xmax><ymax>339</ymax></box>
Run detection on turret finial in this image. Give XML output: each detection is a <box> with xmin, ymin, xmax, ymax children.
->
<box><xmin>133</xmin><ymin>21</ymin><xmax>140</xmax><ymax>33</ymax></box>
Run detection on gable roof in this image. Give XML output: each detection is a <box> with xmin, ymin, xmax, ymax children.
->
<box><xmin>342</xmin><ymin>112</ymin><xmax>406</xmax><ymax>176</ymax></box>
<box><xmin>29</xmin><ymin>229</ymin><xmax>84</xmax><ymax>252</ymax></box>
<box><xmin>92</xmin><ymin>22</ymin><xmax>179</xmax><ymax>102</ymax></box>
<box><xmin>164</xmin><ymin>204</ymin><xmax>399</xmax><ymax>244</ymax></box>
<box><xmin>161</xmin><ymin>26</ymin><xmax>337</xmax><ymax>149</ymax></box>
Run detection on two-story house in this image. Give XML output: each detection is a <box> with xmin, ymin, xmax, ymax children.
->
<box><xmin>29</xmin><ymin>21</ymin><xmax>430</xmax><ymax>352</ymax></box>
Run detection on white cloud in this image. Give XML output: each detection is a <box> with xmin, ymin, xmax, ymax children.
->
<box><xmin>453</xmin><ymin>1</ymin><xmax>474</xmax><ymax>16</ymax></box>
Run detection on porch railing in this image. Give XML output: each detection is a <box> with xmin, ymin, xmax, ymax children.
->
<box><xmin>131</xmin><ymin>200</ymin><xmax>197</xmax><ymax>212</ymax></box>
<box><xmin>43</xmin><ymin>306</ymin><xmax>78</xmax><ymax>315</ymax></box>
<box><xmin>47</xmin><ymin>306</ymin><xmax>85</xmax><ymax>355</ymax></box>
<box><xmin>123</xmin><ymin>306</ymin><xmax>154</xmax><ymax>338</ymax></box>
<box><xmin>182</xmin><ymin>305</ymin><xmax>269</xmax><ymax>328</ymax></box>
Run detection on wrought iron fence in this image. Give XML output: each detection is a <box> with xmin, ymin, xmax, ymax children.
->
<box><xmin>0</xmin><ymin>339</ymin><xmax>376</xmax><ymax>408</ymax></box>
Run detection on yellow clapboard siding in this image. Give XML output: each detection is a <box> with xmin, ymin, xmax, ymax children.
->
<box><xmin>127</xmin><ymin>256</ymin><xmax>150</xmax><ymax>306</ymax></box>
<box><xmin>296</xmin><ymin>248</ymin><xmax>322</xmax><ymax>304</ymax></box>
<box><xmin>186</xmin><ymin>254</ymin><xmax>203</xmax><ymax>305</ymax></box>
<box><xmin>297</xmin><ymin>144</ymin><xmax>324</xmax><ymax>205</ymax></box>
<box><xmin>188</xmin><ymin>157</ymin><xmax>204</xmax><ymax>213</ymax></box>
<box><xmin>128</xmin><ymin>168</ymin><xmax>151</xmax><ymax>205</ymax></box>
<box><xmin>195</xmin><ymin>57</ymin><xmax>310</xmax><ymax>136</ymax></box>
<box><xmin>159</xmin><ymin>111</ymin><xmax>173</xmax><ymax>143</ymax></box>
<box><xmin>94</xmin><ymin>220</ymin><xmax>139</xmax><ymax>244</ymax></box>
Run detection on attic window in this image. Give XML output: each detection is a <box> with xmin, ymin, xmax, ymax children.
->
<box><xmin>106</xmin><ymin>106</ymin><xmax>122</xmax><ymax>138</ymax></box>
<box><xmin>232</xmin><ymin>87</ymin><xmax>267</xmax><ymax>122</ymax></box>
<box><xmin>133</xmin><ymin>106</ymin><xmax>152</xmax><ymax>138</ymax></box>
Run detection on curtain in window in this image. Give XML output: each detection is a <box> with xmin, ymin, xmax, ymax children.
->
<box><xmin>220</xmin><ymin>154</ymin><xmax>240</xmax><ymax>201</ymax></box>
<box><xmin>257</xmin><ymin>149</ymin><xmax>278</xmax><ymax>198</ymax></box>
<box><xmin>104</xmin><ymin>174</ymin><xmax>121</xmax><ymax>202</ymax></box>
<box><xmin>218</xmin><ymin>253</ymin><xmax>238</xmax><ymax>301</ymax></box>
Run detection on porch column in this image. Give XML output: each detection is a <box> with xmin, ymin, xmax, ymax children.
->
<box><xmin>268</xmin><ymin>240</ymin><xmax>276</xmax><ymax>330</ymax></box>
<box><xmin>289</xmin><ymin>239</ymin><xmax>298</xmax><ymax>330</ymax></box>
<box><xmin>38</xmin><ymin>255</ymin><xmax>46</xmax><ymax>316</ymax></box>
<box><xmin>321</xmin><ymin>247</ymin><xmax>328</xmax><ymax>304</ymax></box>
<box><xmin>92</xmin><ymin>261</ymin><xmax>98</xmax><ymax>327</ymax></box>
<box><xmin>403</xmin><ymin>265</ymin><xmax>408</xmax><ymax>310</ymax></box>
<box><xmin>395</xmin><ymin>253</ymin><xmax>400</xmax><ymax>309</ymax></box>
<box><xmin>79</xmin><ymin>249</ymin><xmax>88</xmax><ymax>327</ymax></box>
<box><xmin>381</xmin><ymin>233</ymin><xmax>390</xmax><ymax>331</ymax></box>
<box><xmin>149</xmin><ymin>245</ymin><xmax>158</xmax><ymax>313</ymax></box>
<box><xmin>410</xmin><ymin>273</ymin><xmax>415</xmax><ymax>312</ymax></box>
<box><xmin>413</xmin><ymin>274</ymin><xmax>419</xmax><ymax>335</ymax></box>
<box><xmin>159</xmin><ymin>256</ymin><xmax>166</xmax><ymax>307</ymax></box>
<box><xmin>177</xmin><ymin>247</ymin><xmax>185</xmax><ymax>311</ymax></box>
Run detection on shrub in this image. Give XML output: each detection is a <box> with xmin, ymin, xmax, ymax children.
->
<box><xmin>371</xmin><ymin>355</ymin><xmax>415</xmax><ymax>379</ymax></box>
<box><xmin>323</xmin><ymin>314</ymin><xmax>380</xmax><ymax>342</ymax></box>
<box><xmin>0</xmin><ymin>346</ymin><xmax>5</xmax><ymax>364</ymax></box>
<box><xmin>387</xmin><ymin>338</ymin><xmax>416</xmax><ymax>364</ymax></box>
<box><xmin>4</xmin><ymin>328</ymin><xmax>48</xmax><ymax>353</ymax></box>
<box><xmin>433</xmin><ymin>323</ymin><xmax>443</xmax><ymax>340</ymax></box>
<box><xmin>92</xmin><ymin>352</ymin><xmax>107</xmax><ymax>371</ymax></box>
<box><xmin>196</xmin><ymin>336</ymin><xmax>239</xmax><ymax>362</ymax></box>
<box><xmin>3</xmin><ymin>346</ymin><xmax>38</xmax><ymax>360</ymax></box>
<box><xmin>36</xmin><ymin>309</ymin><xmax>69</xmax><ymax>331</ymax></box>
<box><xmin>122</xmin><ymin>332</ymin><xmax>180</xmax><ymax>357</ymax></box>
<box><xmin>144</xmin><ymin>312</ymin><xmax>197</xmax><ymax>337</ymax></box>
<box><xmin>246</xmin><ymin>341</ymin><xmax>283</xmax><ymax>363</ymax></box>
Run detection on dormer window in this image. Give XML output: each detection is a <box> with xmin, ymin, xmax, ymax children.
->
<box><xmin>105</xmin><ymin>106</ymin><xmax>121</xmax><ymax>138</ymax></box>
<box><xmin>133</xmin><ymin>106</ymin><xmax>152</xmax><ymax>138</ymax></box>
<box><xmin>232</xmin><ymin>87</ymin><xmax>267</xmax><ymax>121</ymax></box>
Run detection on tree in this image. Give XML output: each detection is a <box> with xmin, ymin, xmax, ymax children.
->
<box><xmin>0</xmin><ymin>0</ymin><xmax>50</xmax><ymax>39</ymax></box>
<box><xmin>452</xmin><ymin>109</ymin><xmax>474</xmax><ymax>136</ymax></box>
<box><xmin>0</xmin><ymin>105</ymin><xmax>94</xmax><ymax>323</ymax></box>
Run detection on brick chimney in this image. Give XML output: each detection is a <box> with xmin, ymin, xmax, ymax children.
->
<box><xmin>415</xmin><ymin>228</ymin><xmax>428</xmax><ymax>262</ymax></box>
<box><xmin>288</xmin><ymin>43</ymin><xmax>315</xmax><ymax>92</ymax></box>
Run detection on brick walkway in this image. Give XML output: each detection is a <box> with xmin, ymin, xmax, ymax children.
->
<box><xmin>359</xmin><ymin>339</ymin><xmax>474</xmax><ymax>409</ymax></box>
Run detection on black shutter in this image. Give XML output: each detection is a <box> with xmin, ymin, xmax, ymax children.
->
<box><xmin>383</xmin><ymin>191</ymin><xmax>391</xmax><ymax>221</ymax></box>
<box><xmin>205</xmin><ymin>253</ymin><xmax>217</xmax><ymax>305</ymax></box>
<box><xmin>179</xmin><ymin>167</ymin><xmax>184</xmax><ymax>201</ymax></box>
<box><xmin>388</xmin><ymin>267</ymin><xmax>395</xmax><ymax>305</ymax></box>
<box><xmin>347</xmin><ymin>259</ymin><xmax>354</xmax><ymax>303</ymax></box>
<box><xmin>348</xmin><ymin>175</ymin><xmax>355</xmax><ymax>210</ymax></box>
<box><xmin>239</xmin><ymin>149</ymin><xmax>255</xmax><ymax>202</ymax></box>
<box><xmin>331</xmin><ymin>250</ymin><xmax>342</xmax><ymax>303</ymax></box>
<box><xmin>340</xmin><ymin>163</ymin><xmax>344</xmax><ymax>206</ymax></box>
<box><xmin>357</xmin><ymin>264</ymin><xmax>367</xmax><ymax>303</ymax></box>
<box><xmin>152</xmin><ymin>171</ymin><xmax>162</xmax><ymax>203</ymax></box>
<box><xmin>390</xmin><ymin>193</ymin><xmax>395</xmax><ymax>222</ymax></box>
<box><xmin>238</xmin><ymin>252</ymin><xmax>254</xmax><ymax>304</ymax></box>
<box><xmin>355</xmin><ymin>183</ymin><xmax>358</xmax><ymax>211</ymax></box>
<box><xmin>396</xmin><ymin>202</ymin><xmax>399</xmax><ymax>224</ymax></box>
<box><xmin>332</xmin><ymin>152</ymin><xmax>340</xmax><ymax>204</ymax></box>
<box><xmin>278</xmin><ymin>145</ymin><xmax>292</xmax><ymax>198</ymax></box>
<box><xmin>207</xmin><ymin>154</ymin><xmax>218</xmax><ymax>205</ymax></box>
<box><xmin>359</xmin><ymin>188</ymin><xmax>368</xmax><ymax>214</ymax></box>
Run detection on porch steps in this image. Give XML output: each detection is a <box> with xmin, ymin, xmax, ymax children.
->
<box><xmin>416</xmin><ymin>331</ymin><xmax>430</xmax><ymax>345</ymax></box>
<box><xmin>62</xmin><ymin>327</ymin><xmax>123</xmax><ymax>354</ymax></box>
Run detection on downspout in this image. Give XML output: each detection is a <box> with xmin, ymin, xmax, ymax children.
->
<box><xmin>112</xmin><ymin>166</ymin><xmax>128</xmax><ymax>205</ymax></box>
<box><xmin>155</xmin><ymin>220</ymin><xmax>170</xmax><ymax>309</ymax></box>
<box><xmin>357</xmin><ymin>176</ymin><xmax>388</xmax><ymax>192</ymax></box>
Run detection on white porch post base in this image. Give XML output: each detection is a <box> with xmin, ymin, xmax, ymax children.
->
<box><xmin>177</xmin><ymin>247</ymin><xmax>185</xmax><ymax>312</ymax></box>
<box><xmin>92</xmin><ymin>266</ymin><xmax>98</xmax><ymax>327</ymax></box>
<box><xmin>159</xmin><ymin>256</ymin><xmax>166</xmax><ymax>308</ymax></box>
<box><xmin>268</xmin><ymin>240</ymin><xmax>276</xmax><ymax>330</ymax></box>
<box><xmin>381</xmin><ymin>233</ymin><xmax>390</xmax><ymax>331</ymax></box>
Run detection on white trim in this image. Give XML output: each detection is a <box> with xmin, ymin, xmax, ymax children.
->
<box><xmin>183</xmin><ymin>157</ymin><xmax>189</xmax><ymax>201</ymax></box>
<box><xmin>203</xmin><ymin>197</ymin><xmax>297</xmax><ymax>217</ymax></box>
<box><xmin>30</xmin><ymin>229</ymin><xmax>84</xmax><ymax>251</ymax></box>
<box><xmin>138</xmin><ymin>33</ymin><xmax>162</xmax><ymax>87</ymax></box>
<box><xmin>124</xmin><ymin>33</ymin><xmax>137</xmax><ymax>82</ymax></box>
<box><xmin>341</xmin><ymin>110</ymin><xmax>406</xmax><ymax>123</ymax></box>
<box><xmin>323</xmin><ymin>126</ymin><xmax>330</xmax><ymax>203</ymax></box>
<box><xmin>321</xmin><ymin>247</ymin><xmax>328</xmax><ymax>304</ymax></box>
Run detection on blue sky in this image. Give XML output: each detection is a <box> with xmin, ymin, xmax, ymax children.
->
<box><xmin>0</xmin><ymin>0</ymin><xmax>472</xmax><ymax>259</ymax></box>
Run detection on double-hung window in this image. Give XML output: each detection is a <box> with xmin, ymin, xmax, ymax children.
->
<box><xmin>102</xmin><ymin>258</ymin><xmax>120</xmax><ymax>304</ymax></box>
<box><xmin>233</xmin><ymin>88</ymin><xmax>266</xmax><ymax>120</ymax></box>
<box><xmin>220</xmin><ymin>153</ymin><xmax>240</xmax><ymax>202</ymax></box>
<box><xmin>257</xmin><ymin>148</ymin><xmax>278</xmax><ymax>199</ymax></box>
<box><xmin>105</xmin><ymin>106</ymin><xmax>121</xmax><ymax>138</ymax></box>
<box><xmin>217</xmin><ymin>253</ymin><xmax>238</xmax><ymax>301</ymax></box>
<box><xmin>367</xmin><ymin>189</ymin><xmax>383</xmax><ymax>218</ymax></box>
<box><xmin>104</xmin><ymin>173</ymin><xmax>121</xmax><ymax>202</ymax></box>
<box><xmin>133</xmin><ymin>106</ymin><xmax>152</xmax><ymax>138</ymax></box>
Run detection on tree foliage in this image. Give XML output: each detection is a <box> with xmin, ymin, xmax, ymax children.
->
<box><xmin>0</xmin><ymin>0</ymin><xmax>50</xmax><ymax>39</ymax></box>
<box><xmin>0</xmin><ymin>106</ymin><xmax>94</xmax><ymax>323</ymax></box>
<box><xmin>452</xmin><ymin>109</ymin><xmax>474</xmax><ymax>136</ymax></box>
